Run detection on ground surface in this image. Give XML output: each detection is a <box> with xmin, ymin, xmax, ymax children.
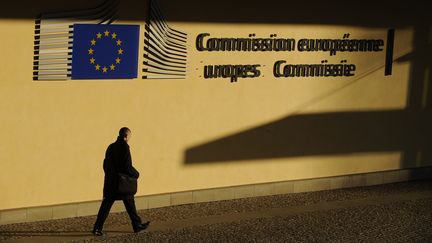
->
<box><xmin>1</xmin><ymin>180</ymin><xmax>431</xmax><ymax>242</ymax></box>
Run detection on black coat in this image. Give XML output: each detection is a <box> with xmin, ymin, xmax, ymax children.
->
<box><xmin>103</xmin><ymin>137</ymin><xmax>140</xmax><ymax>200</ymax></box>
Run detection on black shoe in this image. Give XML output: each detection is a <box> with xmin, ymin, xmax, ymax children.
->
<box><xmin>92</xmin><ymin>228</ymin><xmax>104</xmax><ymax>236</ymax></box>
<box><xmin>133</xmin><ymin>221</ymin><xmax>150</xmax><ymax>233</ymax></box>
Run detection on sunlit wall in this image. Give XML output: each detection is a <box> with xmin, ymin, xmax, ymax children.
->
<box><xmin>0</xmin><ymin>0</ymin><xmax>430</xmax><ymax>210</ymax></box>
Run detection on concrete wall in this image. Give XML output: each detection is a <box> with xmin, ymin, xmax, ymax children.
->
<box><xmin>0</xmin><ymin>0</ymin><xmax>431</xmax><ymax>216</ymax></box>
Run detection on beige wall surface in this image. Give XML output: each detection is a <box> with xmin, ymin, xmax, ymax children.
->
<box><xmin>0</xmin><ymin>0</ymin><xmax>431</xmax><ymax>210</ymax></box>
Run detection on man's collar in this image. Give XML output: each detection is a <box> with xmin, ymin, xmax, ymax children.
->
<box><xmin>116</xmin><ymin>136</ymin><xmax>127</xmax><ymax>144</ymax></box>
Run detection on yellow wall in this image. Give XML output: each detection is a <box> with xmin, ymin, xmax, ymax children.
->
<box><xmin>0</xmin><ymin>1</ymin><xmax>430</xmax><ymax>210</ymax></box>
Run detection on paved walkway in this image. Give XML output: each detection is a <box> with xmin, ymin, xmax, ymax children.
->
<box><xmin>1</xmin><ymin>180</ymin><xmax>431</xmax><ymax>242</ymax></box>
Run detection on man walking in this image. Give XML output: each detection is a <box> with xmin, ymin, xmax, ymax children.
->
<box><xmin>92</xmin><ymin>127</ymin><xmax>150</xmax><ymax>236</ymax></box>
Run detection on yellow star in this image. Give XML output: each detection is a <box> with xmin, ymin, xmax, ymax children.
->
<box><xmin>102</xmin><ymin>66</ymin><xmax>108</xmax><ymax>73</ymax></box>
<box><xmin>116</xmin><ymin>39</ymin><xmax>122</xmax><ymax>46</ymax></box>
<box><xmin>115</xmin><ymin>57</ymin><xmax>121</xmax><ymax>64</ymax></box>
<box><xmin>118</xmin><ymin>48</ymin><xmax>124</xmax><ymax>55</ymax></box>
<box><xmin>104</xmin><ymin>30</ymin><xmax>110</xmax><ymax>37</ymax></box>
<box><xmin>110</xmin><ymin>64</ymin><xmax>116</xmax><ymax>70</ymax></box>
<box><xmin>91</xmin><ymin>39</ymin><xmax>96</xmax><ymax>46</ymax></box>
<box><xmin>111</xmin><ymin>32</ymin><xmax>117</xmax><ymax>39</ymax></box>
<box><xmin>88</xmin><ymin>48</ymin><xmax>94</xmax><ymax>55</ymax></box>
<box><xmin>95</xmin><ymin>64</ymin><xmax>100</xmax><ymax>70</ymax></box>
<box><xmin>90</xmin><ymin>57</ymin><xmax>96</xmax><ymax>64</ymax></box>
<box><xmin>96</xmin><ymin>32</ymin><xmax>102</xmax><ymax>39</ymax></box>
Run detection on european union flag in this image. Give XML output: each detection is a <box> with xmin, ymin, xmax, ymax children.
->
<box><xmin>71</xmin><ymin>24</ymin><xmax>140</xmax><ymax>79</ymax></box>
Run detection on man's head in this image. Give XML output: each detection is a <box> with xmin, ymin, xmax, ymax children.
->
<box><xmin>119</xmin><ymin>127</ymin><xmax>131</xmax><ymax>143</ymax></box>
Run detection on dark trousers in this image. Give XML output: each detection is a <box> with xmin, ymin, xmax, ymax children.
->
<box><xmin>93</xmin><ymin>197</ymin><xmax>142</xmax><ymax>230</ymax></box>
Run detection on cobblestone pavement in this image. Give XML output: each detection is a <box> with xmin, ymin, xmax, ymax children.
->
<box><xmin>1</xmin><ymin>180</ymin><xmax>431</xmax><ymax>242</ymax></box>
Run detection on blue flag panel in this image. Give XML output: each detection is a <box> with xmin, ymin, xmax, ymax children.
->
<box><xmin>72</xmin><ymin>24</ymin><xmax>140</xmax><ymax>79</ymax></box>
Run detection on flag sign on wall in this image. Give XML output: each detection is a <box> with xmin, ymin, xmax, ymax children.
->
<box><xmin>71</xmin><ymin>24</ymin><xmax>140</xmax><ymax>79</ymax></box>
<box><xmin>33</xmin><ymin>0</ymin><xmax>187</xmax><ymax>81</ymax></box>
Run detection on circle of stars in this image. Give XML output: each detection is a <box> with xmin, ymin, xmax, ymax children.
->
<box><xmin>88</xmin><ymin>30</ymin><xmax>124</xmax><ymax>74</ymax></box>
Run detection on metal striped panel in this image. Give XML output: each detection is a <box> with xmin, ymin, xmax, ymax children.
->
<box><xmin>33</xmin><ymin>0</ymin><xmax>120</xmax><ymax>81</ymax></box>
<box><xmin>143</xmin><ymin>0</ymin><xmax>187</xmax><ymax>80</ymax></box>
